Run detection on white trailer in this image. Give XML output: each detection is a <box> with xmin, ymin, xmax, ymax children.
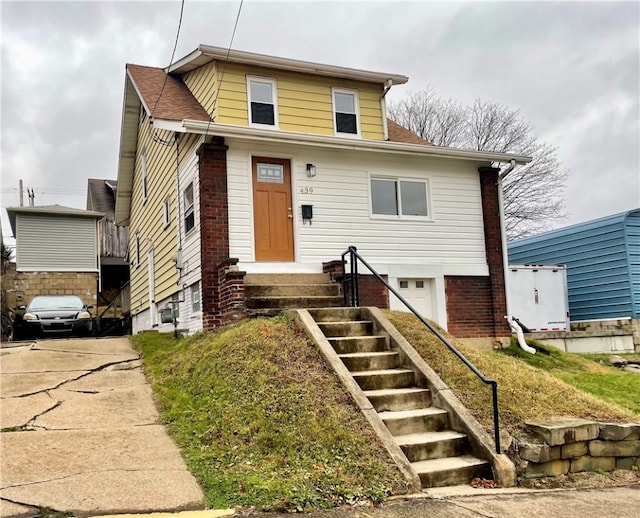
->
<box><xmin>507</xmin><ymin>265</ymin><xmax>570</xmax><ymax>332</ymax></box>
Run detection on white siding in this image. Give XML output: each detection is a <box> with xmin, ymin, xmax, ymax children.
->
<box><xmin>16</xmin><ymin>214</ymin><xmax>98</xmax><ymax>272</ymax></box>
<box><xmin>226</xmin><ymin>139</ymin><xmax>488</xmax><ymax>277</ymax></box>
<box><xmin>175</xmin><ymin>141</ymin><xmax>204</xmax><ymax>334</ymax></box>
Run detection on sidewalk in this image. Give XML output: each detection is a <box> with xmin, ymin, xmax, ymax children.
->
<box><xmin>0</xmin><ymin>338</ymin><xmax>205</xmax><ymax>517</ymax></box>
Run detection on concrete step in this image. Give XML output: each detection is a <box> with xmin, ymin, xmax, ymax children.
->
<box><xmin>411</xmin><ymin>455</ymin><xmax>491</xmax><ymax>488</ymax></box>
<box><xmin>396</xmin><ymin>430</ymin><xmax>468</xmax><ymax>462</ymax></box>
<box><xmin>244</xmin><ymin>273</ymin><xmax>331</xmax><ymax>285</ymax></box>
<box><xmin>317</xmin><ymin>320</ymin><xmax>374</xmax><ymax>337</ymax></box>
<box><xmin>365</xmin><ymin>387</ymin><xmax>433</xmax><ymax>412</ymax></box>
<box><xmin>379</xmin><ymin>407</ymin><xmax>449</xmax><ymax>435</ymax></box>
<box><xmin>339</xmin><ymin>351</ymin><xmax>399</xmax><ymax>371</ymax></box>
<box><xmin>330</xmin><ymin>335</ymin><xmax>388</xmax><ymax>354</ymax></box>
<box><xmin>308</xmin><ymin>307</ymin><xmax>364</xmax><ymax>322</ymax></box>
<box><xmin>246</xmin><ymin>284</ymin><xmax>340</xmax><ymax>297</ymax></box>
<box><xmin>352</xmin><ymin>368</ymin><xmax>415</xmax><ymax>390</ymax></box>
<box><xmin>246</xmin><ymin>296</ymin><xmax>343</xmax><ymax>309</ymax></box>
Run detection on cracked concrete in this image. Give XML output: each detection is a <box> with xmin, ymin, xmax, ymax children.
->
<box><xmin>1</xmin><ymin>337</ymin><xmax>205</xmax><ymax>516</ymax></box>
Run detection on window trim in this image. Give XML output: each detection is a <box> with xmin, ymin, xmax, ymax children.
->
<box><xmin>183</xmin><ymin>182</ymin><xmax>195</xmax><ymax>234</ymax></box>
<box><xmin>332</xmin><ymin>87</ymin><xmax>361</xmax><ymax>138</ymax></box>
<box><xmin>246</xmin><ymin>75</ymin><xmax>279</xmax><ymax>129</ymax></box>
<box><xmin>369</xmin><ymin>175</ymin><xmax>432</xmax><ymax>221</ymax></box>
<box><xmin>134</xmin><ymin>232</ymin><xmax>140</xmax><ymax>268</ymax></box>
<box><xmin>163</xmin><ymin>196</ymin><xmax>171</xmax><ymax>228</ymax></box>
<box><xmin>141</xmin><ymin>150</ymin><xmax>148</xmax><ymax>203</ymax></box>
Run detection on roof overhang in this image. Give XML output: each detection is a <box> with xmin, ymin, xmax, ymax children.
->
<box><xmin>167</xmin><ymin>45</ymin><xmax>409</xmax><ymax>86</ymax></box>
<box><xmin>181</xmin><ymin>120</ymin><xmax>532</xmax><ymax>164</ymax></box>
<box><xmin>6</xmin><ymin>206</ymin><xmax>104</xmax><ymax>236</ymax></box>
<box><xmin>114</xmin><ymin>73</ymin><xmax>141</xmax><ymax>226</ymax></box>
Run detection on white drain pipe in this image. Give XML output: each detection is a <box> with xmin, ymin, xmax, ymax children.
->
<box><xmin>498</xmin><ymin>160</ymin><xmax>536</xmax><ymax>354</ymax></box>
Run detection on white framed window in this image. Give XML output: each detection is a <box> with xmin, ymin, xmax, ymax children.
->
<box><xmin>183</xmin><ymin>182</ymin><xmax>195</xmax><ymax>233</ymax></box>
<box><xmin>332</xmin><ymin>88</ymin><xmax>360</xmax><ymax>136</ymax></box>
<box><xmin>163</xmin><ymin>197</ymin><xmax>171</xmax><ymax>228</ymax></box>
<box><xmin>141</xmin><ymin>150</ymin><xmax>148</xmax><ymax>202</ymax></box>
<box><xmin>171</xmin><ymin>292</ymin><xmax>180</xmax><ymax>319</ymax></box>
<box><xmin>370</xmin><ymin>177</ymin><xmax>431</xmax><ymax>219</ymax></box>
<box><xmin>191</xmin><ymin>282</ymin><xmax>201</xmax><ymax>313</ymax></box>
<box><xmin>247</xmin><ymin>76</ymin><xmax>278</xmax><ymax>127</ymax></box>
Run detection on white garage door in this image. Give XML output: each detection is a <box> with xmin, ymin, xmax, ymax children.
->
<box><xmin>397</xmin><ymin>278</ymin><xmax>436</xmax><ymax>320</ymax></box>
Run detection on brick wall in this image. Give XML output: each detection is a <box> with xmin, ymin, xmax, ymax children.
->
<box><xmin>197</xmin><ymin>138</ymin><xmax>248</xmax><ymax>329</ymax></box>
<box><xmin>217</xmin><ymin>258</ymin><xmax>247</xmax><ymax>326</ymax></box>
<box><xmin>445</xmin><ymin>276</ymin><xmax>495</xmax><ymax>337</ymax></box>
<box><xmin>8</xmin><ymin>270</ymin><xmax>98</xmax><ymax>308</ymax></box>
<box><xmin>322</xmin><ymin>261</ymin><xmax>388</xmax><ymax>308</ymax></box>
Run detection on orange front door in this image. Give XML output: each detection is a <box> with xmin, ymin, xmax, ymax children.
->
<box><xmin>252</xmin><ymin>157</ymin><xmax>294</xmax><ymax>261</ymax></box>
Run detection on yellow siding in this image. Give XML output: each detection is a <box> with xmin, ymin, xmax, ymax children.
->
<box><xmin>128</xmin><ymin>115</ymin><xmax>201</xmax><ymax>314</ymax></box>
<box><xmin>183</xmin><ymin>62</ymin><xmax>385</xmax><ymax>140</ymax></box>
<box><xmin>182</xmin><ymin>61</ymin><xmax>219</xmax><ymax>119</ymax></box>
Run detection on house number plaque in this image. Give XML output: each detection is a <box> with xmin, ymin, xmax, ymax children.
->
<box><xmin>298</xmin><ymin>187</ymin><xmax>314</xmax><ymax>194</ymax></box>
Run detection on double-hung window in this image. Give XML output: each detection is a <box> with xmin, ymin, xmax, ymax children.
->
<box><xmin>370</xmin><ymin>177</ymin><xmax>430</xmax><ymax>219</ymax></box>
<box><xmin>183</xmin><ymin>182</ymin><xmax>195</xmax><ymax>233</ymax></box>
<box><xmin>332</xmin><ymin>88</ymin><xmax>359</xmax><ymax>136</ymax></box>
<box><xmin>191</xmin><ymin>282</ymin><xmax>201</xmax><ymax>313</ymax></box>
<box><xmin>247</xmin><ymin>76</ymin><xmax>278</xmax><ymax>127</ymax></box>
<box><xmin>163</xmin><ymin>197</ymin><xmax>171</xmax><ymax>228</ymax></box>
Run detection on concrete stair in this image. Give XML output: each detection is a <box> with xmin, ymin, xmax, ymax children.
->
<box><xmin>245</xmin><ymin>273</ymin><xmax>343</xmax><ymax>316</ymax></box>
<box><xmin>307</xmin><ymin>307</ymin><xmax>491</xmax><ymax>488</ymax></box>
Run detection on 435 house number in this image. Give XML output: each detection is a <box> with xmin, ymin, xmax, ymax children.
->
<box><xmin>299</xmin><ymin>187</ymin><xmax>314</xmax><ymax>194</ymax></box>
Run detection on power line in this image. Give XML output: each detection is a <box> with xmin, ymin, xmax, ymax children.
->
<box><xmin>205</xmin><ymin>0</ymin><xmax>244</xmax><ymax>137</ymax></box>
<box><xmin>151</xmin><ymin>0</ymin><xmax>186</xmax><ymax>117</ymax></box>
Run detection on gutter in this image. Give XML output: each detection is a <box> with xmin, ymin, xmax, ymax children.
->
<box><xmin>498</xmin><ymin>160</ymin><xmax>536</xmax><ymax>354</ymax></box>
<box><xmin>182</xmin><ymin>120</ymin><xmax>531</xmax><ymax>164</ymax></box>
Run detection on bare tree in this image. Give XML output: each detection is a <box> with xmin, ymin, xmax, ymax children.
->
<box><xmin>389</xmin><ymin>91</ymin><xmax>568</xmax><ymax>239</ymax></box>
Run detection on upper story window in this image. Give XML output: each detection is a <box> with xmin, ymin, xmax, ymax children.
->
<box><xmin>247</xmin><ymin>76</ymin><xmax>278</xmax><ymax>127</ymax></box>
<box><xmin>134</xmin><ymin>232</ymin><xmax>140</xmax><ymax>268</ymax></box>
<box><xmin>141</xmin><ymin>150</ymin><xmax>148</xmax><ymax>202</ymax></box>
<box><xmin>332</xmin><ymin>88</ymin><xmax>360</xmax><ymax>136</ymax></box>
<box><xmin>370</xmin><ymin>177</ymin><xmax>430</xmax><ymax>219</ymax></box>
<box><xmin>183</xmin><ymin>182</ymin><xmax>195</xmax><ymax>233</ymax></box>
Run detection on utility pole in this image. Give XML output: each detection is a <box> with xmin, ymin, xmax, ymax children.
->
<box><xmin>19</xmin><ymin>180</ymin><xmax>24</xmax><ymax>207</ymax></box>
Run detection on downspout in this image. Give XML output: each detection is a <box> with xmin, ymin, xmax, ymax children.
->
<box><xmin>381</xmin><ymin>79</ymin><xmax>393</xmax><ymax>141</ymax></box>
<box><xmin>498</xmin><ymin>159</ymin><xmax>536</xmax><ymax>354</ymax></box>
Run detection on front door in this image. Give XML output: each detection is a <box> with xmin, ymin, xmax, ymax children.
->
<box><xmin>252</xmin><ymin>157</ymin><xmax>294</xmax><ymax>261</ymax></box>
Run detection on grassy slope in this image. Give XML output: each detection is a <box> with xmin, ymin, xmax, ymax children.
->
<box><xmin>384</xmin><ymin>312</ymin><xmax>638</xmax><ymax>438</ymax></box>
<box><xmin>499</xmin><ymin>339</ymin><xmax>640</xmax><ymax>416</ymax></box>
<box><xmin>132</xmin><ymin>316</ymin><xmax>407</xmax><ymax>511</ymax></box>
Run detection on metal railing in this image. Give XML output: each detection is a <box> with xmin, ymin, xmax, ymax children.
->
<box><xmin>340</xmin><ymin>246</ymin><xmax>501</xmax><ymax>454</ymax></box>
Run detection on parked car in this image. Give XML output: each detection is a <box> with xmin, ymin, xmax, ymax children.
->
<box><xmin>13</xmin><ymin>295</ymin><xmax>93</xmax><ymax>340</ymax></box>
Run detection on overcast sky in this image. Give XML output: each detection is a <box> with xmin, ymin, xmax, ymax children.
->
<box><xmin>2</xmin><ymin>0</ymin><xmax>639</xmax><ymax>247</ymax></box>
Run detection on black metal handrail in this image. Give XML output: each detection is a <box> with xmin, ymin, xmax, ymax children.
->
<box><xmin>341</xmin><ymin>246</ymin><xmax>501</xmax><ymax>454</ymax></box>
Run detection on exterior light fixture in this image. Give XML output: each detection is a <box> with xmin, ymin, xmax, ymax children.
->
<box><xmin>306</xmin><ymin>163</ymin><xmax>317</xmax><ymax>177</ymax></box>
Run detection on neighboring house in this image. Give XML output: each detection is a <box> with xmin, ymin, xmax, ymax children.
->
<box><xmin>114</xmin><ymin>45</ymin><xmax>530</xmax><ymax>340</ymax></box>
<box><xmin>5</xmin><ymin>205</ymin><xmax>103</xmax><ymax>308</ymax></box>
<box><xmin>87</xmin><ymin>179</ymin><xmax>129</xmax><ymax>289</ymax></box>
<box><xmin>508</xmin><ymin>209</ymin><xmax>640</xmax><ymax>323</ymax></box>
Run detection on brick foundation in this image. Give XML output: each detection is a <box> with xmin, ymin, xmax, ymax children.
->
<box><xmin>322</xmin><ymin>260</ymin><xmax>388</xmax><ymax>309</ymax></box>
<box><xmin>7</xmin><ymin>270</ymin><xmax>98</xmax><ymax>308</ymax></box>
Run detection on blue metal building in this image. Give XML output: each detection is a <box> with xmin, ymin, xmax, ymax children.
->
<box><xmin>508</xmin><ymin>209</ymin><xmax>640</xmax><ymax>322</ymax></box>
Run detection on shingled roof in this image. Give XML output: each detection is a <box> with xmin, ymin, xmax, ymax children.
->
<box><xmin>127</xmin><ymin>64</ymin><xmax>210</xmax><ymax>122</ymax></box>
<box><xmin>386</xmin><ymin>119</ymin><xmax>431</xmax><ymax>146</ymax></box>
<box><xmin>87</xmin><ymin>179</ymin><xmax>118</xmax><ymax>218</ymax></box>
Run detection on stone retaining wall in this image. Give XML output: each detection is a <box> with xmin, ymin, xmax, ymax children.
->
<box><xmin>517</xmin><ymin>419</ymin><xmax>640</xmax><ymax>477</ymax></box>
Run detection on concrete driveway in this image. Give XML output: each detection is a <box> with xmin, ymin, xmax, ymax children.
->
<box><xmin>0</xmin><ymin>337</ymin><xmax>205</xmax><ymax>517</ymax></box>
